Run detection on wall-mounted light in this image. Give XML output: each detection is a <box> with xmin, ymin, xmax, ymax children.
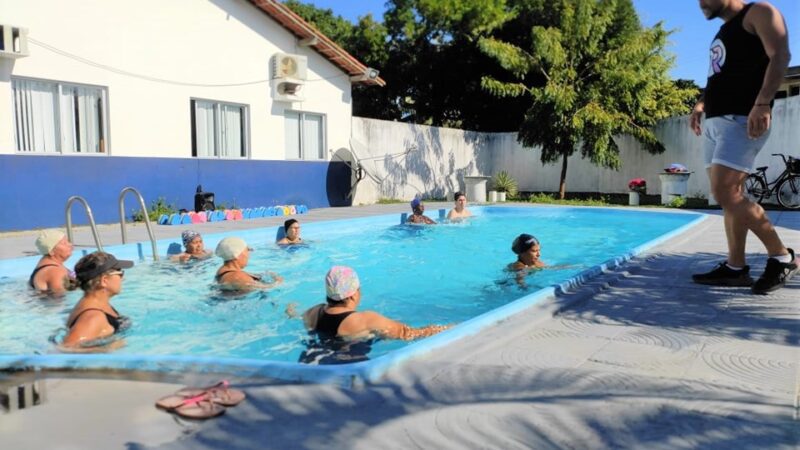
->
<box><xmin>350</xmin><ymin>67</ymin><xmax>380</xmax><ymax>82</ymax></box>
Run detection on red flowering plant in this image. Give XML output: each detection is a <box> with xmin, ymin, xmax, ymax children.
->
<box><xmin>628</xmin><ymin>178</ymin><xmax>647</xmax><ymax>194</ymax></box>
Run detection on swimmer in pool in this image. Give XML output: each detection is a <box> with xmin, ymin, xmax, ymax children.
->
<box><xmin>171</xmin><ymin>230</ymin><xmax>213</xmax><ymax>263</ymax></box>
<box><xmin>277</xmin><ymin>219</ymin><xmax>303</xmax><ymax>245</ymax></box>
<box><xmin>302</xmin><ymin>266</ymin><xmax>451</xmax><ymax>341</ymax></box>
<box><xmin>29</xmin><ymin>229</ymin><xmax>78</xmax><ymax>296</ymax></box>
<box><xmin>446</xmin><ymin>191</ymin><xmax>472</xmax><ymax>221</ymax></box>
<box><xmin>509</xmin><ymin>233</ymin><xmax>546</xmax><ymax>270</ymax></box>
<box><xmin>215</xmin><ymin>237</ymin><xmax>282</xmax><ymax>291</ymax></box>
<box><xmin>508</xmin><ymin>233</ymin><xmax>547</xmax><ymax>288</ymax></box>
<box><xmin>406</xmin><ymin>195</ymin><xmax>436</xmax><ymax>225</ymax></box>
<box><xmin>62</xmin><ymin>252</ymin><xmax>133</xmax><ymax>350</ymax></box>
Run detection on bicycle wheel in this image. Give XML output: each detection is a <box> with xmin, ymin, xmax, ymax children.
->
<box><xmin>743</xmin><ymin>174</ymin><xmax>766</xmax><ymax>204</ymax></box>
<box><xmin>776</xmin><ymin>175</ymin><xmax>800</xmax><ymax>209</ymax></box>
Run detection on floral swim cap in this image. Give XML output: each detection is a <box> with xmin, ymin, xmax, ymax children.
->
<box><xmin>182</xmin><ymin>230</ymin><xmax>201</xmax><ymax>247</ymax></box>
<box><xmin>325</xmin><ymin>266</ymin><xmax>360</xmax><ymax>301</ymax></box>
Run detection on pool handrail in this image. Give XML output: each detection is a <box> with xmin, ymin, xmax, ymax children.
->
<box><xmin>65</xmin><ymin>195</ymin><xmax>104</xmax><ymax>252</ymax></box>
<box><xmin>118</xmin><ymin>187</ymin><xmax>159</xmax><ymax>261</ymax></box>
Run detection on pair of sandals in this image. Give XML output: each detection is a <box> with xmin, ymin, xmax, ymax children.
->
<box><xmin>155</xmin><ymin>380</ymin><xmax>245</xmax><ymax>419</ymax></box>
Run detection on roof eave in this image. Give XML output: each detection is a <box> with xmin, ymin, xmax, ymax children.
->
<box><xmin>250</xmin><ymin>0</ymin><xmax>386</xmax><ymax>87</ymax></box>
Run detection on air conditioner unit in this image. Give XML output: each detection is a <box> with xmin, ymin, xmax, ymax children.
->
<box><xmin>271</xmin><ymin>53</ymin><xmax>307</xmax><ymax>80</ymax></box>
<box><xmin>0</xmin><ymin>25</ymin><xmax>29</xmax><ymax>58</ymax></box>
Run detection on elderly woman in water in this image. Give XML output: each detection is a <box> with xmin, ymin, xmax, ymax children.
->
<box><xmin>171</xmin><ymin>230</ymin><xmax>213</xmax><ymax>263</ymax></box>
<box><xmin>303</xmin><ymin>266</ymin><xmax>450</xmax><ymax>341</ymax></box>
<box><xmin>62</xmin><ymin>252</ymin><xmax>134</xmax><ymax>350</ymax></box>
<box><xmin>29</xmin><ymin>229</ymin><xmax>78</xmax><ymax>296</ymax></box>
<box><xmin>214</xmin><ymin>237</ymin><xmax>282</xmax><ymax>291</ymax></box>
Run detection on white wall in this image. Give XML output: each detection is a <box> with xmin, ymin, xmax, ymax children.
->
<box><xmin>492</xmin><ymin>96</ymin><xmax>800</xmax><ymax>198</ymax></box>
<box><xmin>350</xmin><ymin>96</ymin><xmax>800</xmax><ymax>203</ymax></box>
<box><xmin>0</xmin><ymin>0</ymin><xmax>352</xmax><ymax>159</ymax></box>
<box><xmin>350</xmin><ymin>118</ymin><xmax>493</xmax><ymax>204</ymax></box>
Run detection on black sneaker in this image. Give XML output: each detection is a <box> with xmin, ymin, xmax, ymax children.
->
<box><xmin>692</xmin><ymin>262</ymin><xmax>753</xmax><ymax>286</ymax></box>
<box><xmin>752</xmin><ymin>249</ymin><xmax>798</xmax><ymax>294</ymax></box>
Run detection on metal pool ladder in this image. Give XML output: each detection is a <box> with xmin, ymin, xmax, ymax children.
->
<box><xmin>118</xmin><ymin>187</ymin><xmax>159</xmax><ymax>261</ymax></box>
<box><xmin>65</xmin><ymin>196</ymin><xmax>104</xmax><ymax>252</ymax></box>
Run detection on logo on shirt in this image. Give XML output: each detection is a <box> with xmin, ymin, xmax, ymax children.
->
<box><xmin>708</xmin><ymin>38</ymin><xmax>726</xmax><ymax>76</ymax></box>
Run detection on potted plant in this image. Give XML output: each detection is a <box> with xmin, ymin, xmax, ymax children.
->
<box><xmin>493</xmin><ymin>171</ymin><xmax>518</xmax><ymax>202</ymax></box>
<box><xmin>628</xmin><ymin>178</ymin><xmax>647</xmax><ymax>206</ymax></box>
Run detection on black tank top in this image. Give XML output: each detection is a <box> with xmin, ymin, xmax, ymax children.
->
<box><xmin>29</xmin><ymin>264</ymin><xmax>58</xmax><ymax>289</ymax></box>
<box><xmin>68</xmin><ymin>306</ymin><xmax>126</xmax><ymax>333</ymax></box>
<box><xmin>704</xmin><ymin>3</ymin><xmax>770</xmax><ymax>118</ymax></box>
<box><xmin>215</xmin><ymin>270</ymin><xmax>262</xmax><ymax>282</ymax></box>
<box><xmin>315</xmin><ymin>310</ymin><xmax>356</xmax><ymax>337</ymax></box>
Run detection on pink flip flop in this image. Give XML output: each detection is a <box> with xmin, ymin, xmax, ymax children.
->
<box><xmin>175</xmin><ymin>380</ymin><xmax>246</xmax><ymax>407</ymax></box>
<box><xmin>155</xmin><ymin>392</ymin><xmax>225</xmax><ymax>419</ymax></box>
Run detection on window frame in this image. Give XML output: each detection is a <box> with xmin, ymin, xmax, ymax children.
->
<box><xmin>284</xmin><ymin>110</ymin><xmax>327</xmax><ymax>161</ymax></box>
<box><xmin>11</xmin><ymin>76</ymin><xmax>111</xmax><ymax>155</ymax></box>
<box><xmin>190</xmin><ymin>98</ymin><xmax>250</xmax><ymax>159</ymax></box>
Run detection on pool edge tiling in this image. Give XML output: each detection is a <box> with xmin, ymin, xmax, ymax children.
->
<box><xmin>0</xmin><ymin>208</ymin><xmax>708</xmax><ymax>386</ymax></box>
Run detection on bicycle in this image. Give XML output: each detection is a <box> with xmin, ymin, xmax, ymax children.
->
<box><xmin>744</xmin><ymin>153</ymin><xmax>800</xmax><ymax>209</ymax></box>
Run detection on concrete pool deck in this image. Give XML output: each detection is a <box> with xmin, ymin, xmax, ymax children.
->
<box><xmin>1</xmin><ymin>203</ymin><xmax>798</xmax><ymax>449</ymax></box>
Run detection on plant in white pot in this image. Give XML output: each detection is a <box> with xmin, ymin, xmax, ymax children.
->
<box><xmin>493</xmin><ymin>171</ymin><xmax>518</xmax><ymax>202</ymax></box>
<box><xmin>628</xmin><ymin>178</ymin><xmax>646</xmax><ymax>206</ymax></box>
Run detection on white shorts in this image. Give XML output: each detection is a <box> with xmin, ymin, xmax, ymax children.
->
<box><xmin>703</xmin><ymin>115</ymin><xmax>771</xmax><ymax>173</ymax></box>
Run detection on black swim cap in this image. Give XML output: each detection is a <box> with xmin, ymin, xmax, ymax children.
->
<box><xmin>511</xmin><ymin>234</ymin><xmax>539</xmax><ymax>255</ymax></box>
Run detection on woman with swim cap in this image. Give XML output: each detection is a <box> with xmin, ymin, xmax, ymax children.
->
<box><xmin>171</xmin><ymin>230</ymin><xmax>213</xmax><ymax>262</ymax></box>
<box><xmin>214</xmin><ymin>237</ymin><xmax>282</xmax><ymax>291</ymax></box>
<box><xmin>509</xmin><ymin>233</ymin><xmax>546</xmax><ymax>270</ymax></box>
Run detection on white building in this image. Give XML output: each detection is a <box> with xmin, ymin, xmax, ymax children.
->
<box><xmin>0</xmin><ymin>0</ymin><xmax>384</xmax><ymax>231</ymax></box>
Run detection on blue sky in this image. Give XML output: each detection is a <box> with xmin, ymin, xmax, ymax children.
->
<box><xmin>300</xmin><ymin>0</ymin><xmax>799</xmax><ymax>86</ymax></box>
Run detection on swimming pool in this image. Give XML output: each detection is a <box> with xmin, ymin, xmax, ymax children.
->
<box><xmin>0</xmin><ymin>206</ymin><xmax>705</xmax><ymax>384</ymax></box>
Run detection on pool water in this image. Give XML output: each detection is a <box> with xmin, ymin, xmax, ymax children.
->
<box><xmin>0</xmin><ymin>207</ymin><xmax>700</xmax><ymax>364</ymax></box>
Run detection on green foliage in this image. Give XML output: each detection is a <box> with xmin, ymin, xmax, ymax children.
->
<box><xmin>492</xmin><ymin>171</ymin><xmax>518</xmax><ymax>196</ymax></box>
<box><xmin>478</xmin><ymin>0</ymin><xmax>697</xmax><ymax>196</ymax></box>
<box><xmin>132</xmin><ymin>197</ymin><xmax>177</xmax><ymax>222</ymax></box>
<box><xmin>674</xmin><ymin>79</ymin><xmax>703</xmax><ymax>110</ymax></box>
<box><xmin>284</xmin><ymin>0</ymin><xmax>535</xmax><ymax>131</ymax></box>
<box><xmin>667</xmin><ymin>196</ymin><xmax>687</xmax><ymax>208</ymax></box>
<box><xmin>527</xmin><ymin>192</ymin><xmax>609</xmax><ymax>206</ymax></box>
<box><xmin>284</xmin><ymin>0</ymin><xmax>696</xmax><ymax>138</ymax></box>
<box><xmin>377</xmin><ymin>197</ymin><xmax>406</xmax><ymax>204</ymax></box>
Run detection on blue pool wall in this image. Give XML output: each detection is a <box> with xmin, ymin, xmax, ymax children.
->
<box><xmin>0</xmin><ymin>207</ymin><xmax>707</xmax><ymax>386</ymax></box>
<box><xmin>0</xmin><ymin>154</ymin><xmax>352</xmax><ymax>232</ymax></box>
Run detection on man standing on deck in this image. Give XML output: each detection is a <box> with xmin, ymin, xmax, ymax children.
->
<box><xmin>690</xmin><ymin>0</ymin><xmax>797</xmax><ymax>293</ymax></box>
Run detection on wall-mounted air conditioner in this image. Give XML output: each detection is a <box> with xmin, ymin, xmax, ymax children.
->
<box><xmin>0</xmin><ymin>25</ymin><xmax>29</xmax><ymax>58</ymax></box>
<box><xmin>271</xmin><ymin>53</ymin><xmax>307</xmax><ymax>80</ymax></box>
<box><xmin>270</xmin><ymin>53</ymin><xmax>307</xmax><ymax>102</ymax></box>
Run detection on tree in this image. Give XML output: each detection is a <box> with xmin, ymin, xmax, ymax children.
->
<box><xmin>286</xmin><ymin>0</ymin><xmax>534</xmax><ymax>131</ymax></box>
<box><xmin>283</xmin><ymin>1</ymin><xmax>394</xmax><ymax>118</ymax></box>
<box><xmin>479</xmin><ymin>0</ymin><xmax>696</xmax><ymax>198</ymax></box>
<box><xmin>674</xmin><ymin>78</ymin><xmax>703</xmax><ymax>110</ymax></box>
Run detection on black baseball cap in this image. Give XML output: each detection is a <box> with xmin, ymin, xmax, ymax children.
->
<box><xmin>75</xmin><ymin>252</ymin><xmax>134</xmax><ymax>283</ymax></box>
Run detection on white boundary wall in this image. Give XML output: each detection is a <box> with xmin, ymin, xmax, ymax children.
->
<box><xmin>352</xmin><ymin>96</ymin><xmax>800</xmax><ymax>204</ymax></box>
